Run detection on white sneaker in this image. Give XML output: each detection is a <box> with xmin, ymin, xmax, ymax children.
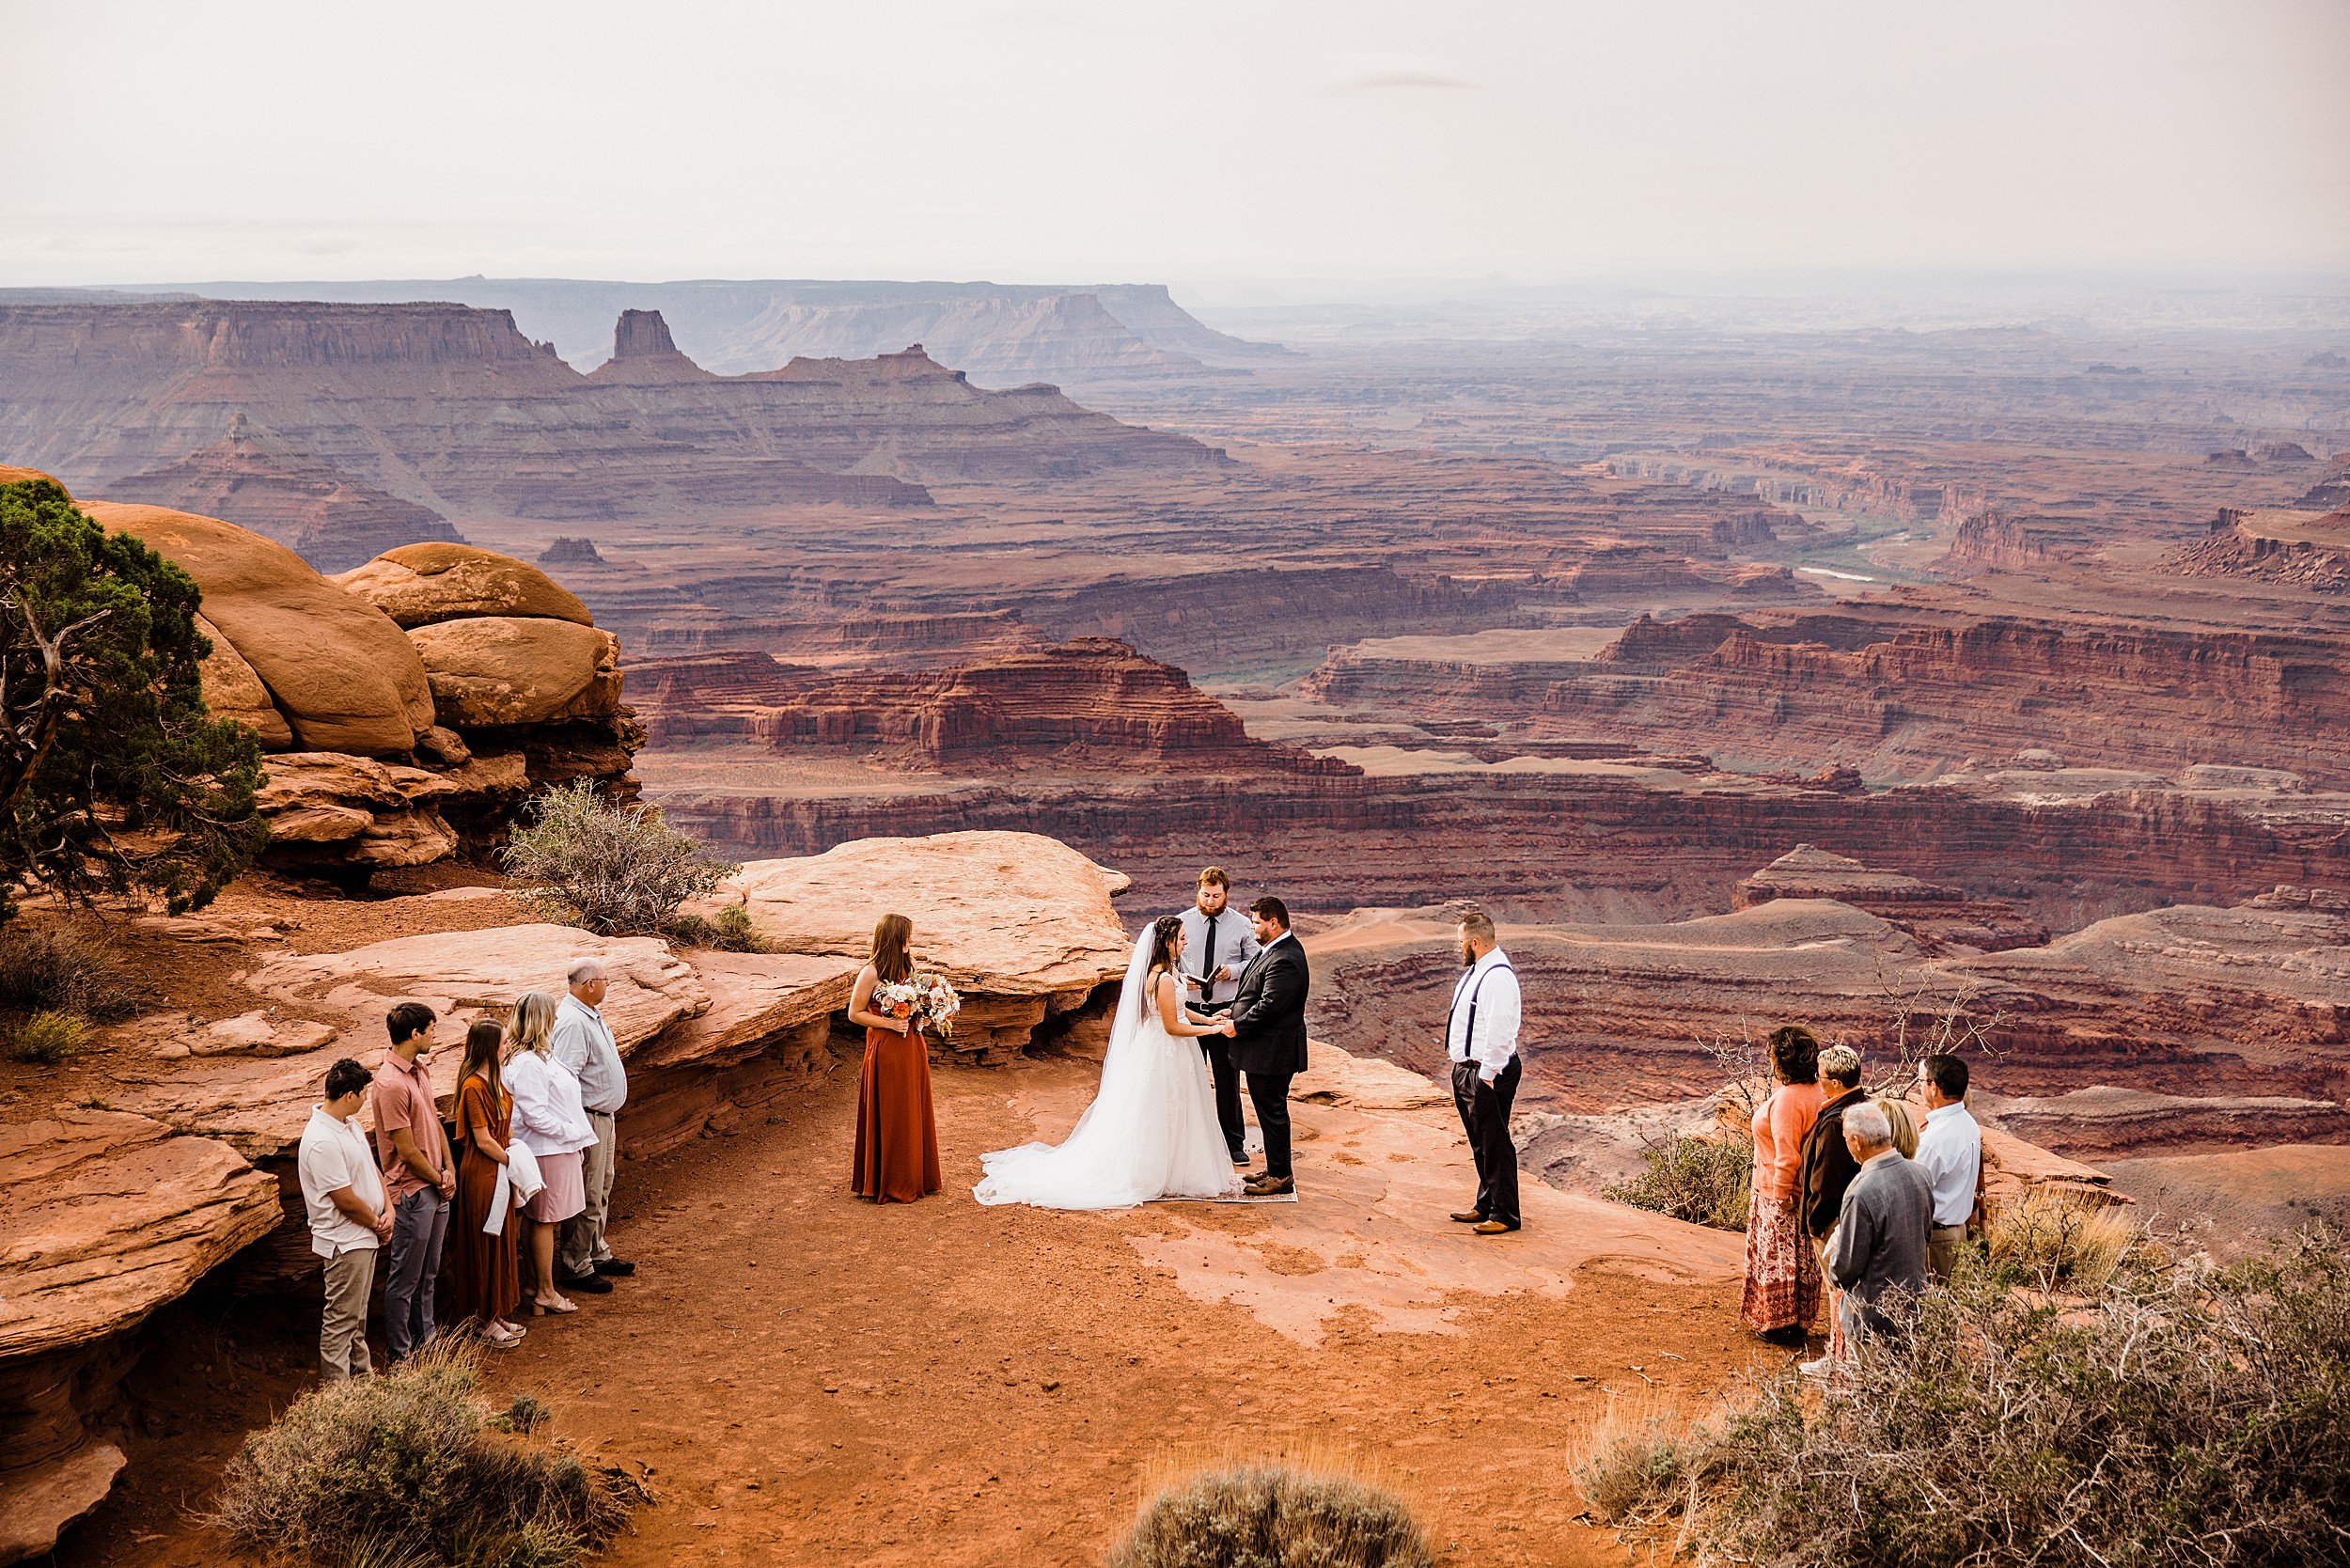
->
<box><xmin>1798</xmin><ymin>1356</ymin><xmax>1838</xmax><ymax>1379</ymax></box>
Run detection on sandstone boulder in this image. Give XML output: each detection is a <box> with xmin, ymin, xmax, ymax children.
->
<box><xmin>85</xmin><ymin>501</ymin><xmax>434</xmax><ymax>756</ymax></box>
<box><xmin>193</xmin><ymin>611</ymin><xmax>293</xmax><ymax>750</ymax></box>
<box><xmin>335</xmin><ymin>541</ymin><xmax>593</xmax><ymax>629</ymax></box>
<box><xmin>709</xmin><ymin>831</ymin><xmax>1133</xmax><ymax>1064</ymax></box>
<box><xmin>0</xmin><ymin>1110</ymin><xmax>280</xmax><ymax>1360</ymax></box>
<box><xmin>0</xmin><ymin>1110</ymin><xmax>281</xmax><ymax>1561</ymax></box>
<box><xmin>406</xmin><ymin>617</ymin><xmax>622</xmax><ymax>729</ymax></box>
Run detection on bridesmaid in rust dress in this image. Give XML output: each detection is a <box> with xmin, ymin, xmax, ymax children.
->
<box><xmin>848</xmin><ymin>913</ymin><xmax>942</xmax><ymax>1202</ymax></box>
<box><xmin>448</xmin><ymin>1018</ymin><xmax>525</xmax><ymax>1346</ymax></box>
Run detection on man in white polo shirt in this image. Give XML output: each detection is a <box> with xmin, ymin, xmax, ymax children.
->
<box><xmin>298</xmin><ymin>1058</ymin><xmax>393</xmax><ymax>1381</ymax></box>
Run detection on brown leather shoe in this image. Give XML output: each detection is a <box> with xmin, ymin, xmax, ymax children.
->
<box><xmin>1449</xmin><ymin>1210</ymin><xmax>1487</xmax><ymax>1224</ymax></box>
<box><xmin>1245</xmin><ymin>1174</ymin><xmax>1295</xmax><ymax>1196</ymax></box>
<box><xmin>1472</xmin><ymin>1219</ymin><xmax>1519</xmax><ymax>1235</ymax></box>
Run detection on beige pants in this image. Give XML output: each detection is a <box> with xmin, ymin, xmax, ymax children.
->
<box><xmin>1929</xmin><ymin>1224</ymin><xmax>1967</xmax><ymax>1282</ymax></box>
<box><xmin>320</xmin><ymin>1247</ymin><xmax>377</xmax><ymax>1382</ymax></box>
<box><xmin>560</xmin><ymin>1109</ymin><xmax>618</xmax><ymax>1277</ymax></box>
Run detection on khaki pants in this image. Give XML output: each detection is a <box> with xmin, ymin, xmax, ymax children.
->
<box><xmin>560</xmin><ymin>1110</ymin><xmax>618</xmax><ymax>1277</ymax></box>
<box><xmin>320</xmin><ymin>1247</ymin><xmax>377</xmax><ymax>1382</ymax></box>
<box><xmin>1929</xmin><ymin>1224</ymin><xmax>1967</xmax><ymax>1283</ymax></box>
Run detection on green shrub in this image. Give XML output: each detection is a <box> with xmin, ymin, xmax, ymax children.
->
<box><xmin>0</xmin><ymin>924</ymin><xmax>149</xmax><ymax>1019</ymax></box>
<box><xmin>213</xmin><ymin>1343</ymin><xmax>643</xmax><ymax>1568</ymax></box>
<box><xmin>665</xmin><ymin>902</ymin><xmax>770</xmax><ymax>953</ymax></box>
<box><xmin>1581</xmin><ymin>1231</ymin><xmax>2350</xmax><ymax>1568</ymax></box>
<box><xmin>1107</xmin><ymin>1465</ymin><xmax>1433</xmax><ymax>1568</ymax></box>
<box><xmin>1605</xmin><ymin>1134</ymin><xmax>1751</xmax><ymax>1231</ymax></box>
<box><xmin>500</xmin><ymin>781</ymin><xmax>736</xmax><ymax>936</ymax></box>
<box><xmin>5</xmin><ymin>1010</ymin><xmax>85</xmax><ymax>1065</ymax></box>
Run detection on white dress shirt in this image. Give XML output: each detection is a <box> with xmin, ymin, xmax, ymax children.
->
<box><xmin>1445</xmin><ymin>948</ymin><xmax>1522</xmax><ymax>1078</ymax></box>
<box><xmin>298</xmin><ymin>1105</ymin><xmax>384</xmax><ymax>1258</ymax></box>
<box><xmin>551</xmin><ymin>994</ymin><xmax>628</xmax><ymax>1115</ymax></box>
<box><xmin>1177</xmin><ymin>904</ymin><xmax>1261</xmax><ymax>1007</ymax></box>
<box><xmin>1914</xmin><ymin>1099</ymin><xmax>1982</xmax><ymax>1228</ymax></box>
<box><xmin>504</xmin><ymin>1048</ymin><xmax>598</xmax><ymax>1157</ymax></box>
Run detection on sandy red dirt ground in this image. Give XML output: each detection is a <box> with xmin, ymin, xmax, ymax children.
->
<box><xmin>59</xmin><ymin>1050</ymin><xmax>1767</xmax><ymax>1568</ymax></box>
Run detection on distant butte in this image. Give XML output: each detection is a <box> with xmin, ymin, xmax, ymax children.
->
<box><xmin>0</xmin><ymin>300</ymin><xmax>1219</xmax><ymax>518</ymax></box>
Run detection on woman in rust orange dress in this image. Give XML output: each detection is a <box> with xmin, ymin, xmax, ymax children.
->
<box><xmin>447</xmin><ymin>1018</ymin><xmax>526</xmax><ymax>1346</ymax></box>
<box><xmin>848</xmin><ymin>913</ymin><xmax>942</xmax><ymax>1202</ymax></box>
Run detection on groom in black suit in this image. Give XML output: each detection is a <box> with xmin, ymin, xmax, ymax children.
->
<box><xmin>1222</xmin><ymin>896</ymin><xmax>1310</xmax><ymax>1196</ymax></box>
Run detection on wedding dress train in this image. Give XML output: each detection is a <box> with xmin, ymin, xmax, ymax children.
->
<box><xmin>974</xmin><ymin>930</ymin><xmax>1241</xmax><ymax>1210</ymax></box>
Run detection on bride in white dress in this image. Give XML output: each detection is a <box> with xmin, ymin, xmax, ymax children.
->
<box><xmin>975</xmin><ymin>916</ymin><xmax>1244</xmax><ymax>1210</ymax></box>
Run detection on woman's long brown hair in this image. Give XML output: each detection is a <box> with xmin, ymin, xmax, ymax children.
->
<box><xmin>870</xmin><ymin>913</ymin><xmax>913</xmax><ymax>983</ymax></box>
<box><xmin>456</xmin><ymin>1017</ymin><xmax>506</xmax><ymax>1132</ymax></box>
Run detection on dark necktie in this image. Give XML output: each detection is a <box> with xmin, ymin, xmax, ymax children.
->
<box><xmin>1198</xmin><ymin>911</ymin><xmax>1218</xmax><ymax>983</ymax></box>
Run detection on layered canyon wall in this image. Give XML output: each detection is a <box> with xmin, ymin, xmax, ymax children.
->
<box><xmin>0</xmin><ymin>302</ymin><xmax>1220</xmax><ymax>522</ymax></box>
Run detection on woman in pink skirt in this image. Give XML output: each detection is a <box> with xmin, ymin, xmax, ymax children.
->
<box><xmin>502</xmin><ymin>990</ymin><xmax>597</xmax><ymax>1315</ymax></box>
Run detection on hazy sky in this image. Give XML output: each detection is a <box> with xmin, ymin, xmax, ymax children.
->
<box><xmin>4</xmin><ymin>0</ymin><xmax>2346</xmax><ymax>288</ymax></box>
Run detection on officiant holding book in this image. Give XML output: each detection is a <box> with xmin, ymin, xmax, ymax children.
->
<box><xmin>1176</xmin><ymin>867</ymin><xmax>1260</xmax><ymax>1168</ymax></box>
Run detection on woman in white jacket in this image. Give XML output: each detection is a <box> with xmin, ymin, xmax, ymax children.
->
<box><xmin>504</xmin><ymin>991</ymin><xmax>599</xmax><ymax>1315</ymax></box>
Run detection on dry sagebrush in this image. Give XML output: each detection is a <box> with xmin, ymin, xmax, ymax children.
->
<box><xmin>1108</xmin><ymin>1464</ymin><xmax>1434</xmax><ymax>1568</ymax></box>
<box><xmin>213</xmin><ymin>1344</ymin><xmax>644</xmax><ymax>1568</ymax></box>
<box><xmin>1576</xmin><ymin>1231</ymin><xmax>2350</xmax><ymax>1568</ymax></box>
<box><xmin>499</xmin><ymin>781</ymin><xmax>736</xmax><ymax>937</ymax></box>
<box><xmin>0</xmin><ymin>922</ymin><xmax>149</xmax><ymax>1019</ymax></box>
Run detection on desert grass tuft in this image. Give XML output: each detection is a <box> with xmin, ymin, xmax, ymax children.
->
<box><xmin>1568</xmin><ymin>1393</ymin><xmax>1711</xmax><ymax>1528</ymax></box>
<box><xmin>0</xmin><ymin>923</ymin><xmax>150</xmax><ymax>1020</ymax></box>
<box><xmin>1109</xmin><ymin>1448</ymin><xmax>1434</xmax><ymax>1568</ymax></box>
<box><xmin>212</xmin><ymin>1341</ymin><xmax>644</xmax><ymax>1568</ymax></box>
<box><xmin>1983</xmin><ymin>1184</ymin><xmax>2137</xmax><ymax>1294</ymax></box>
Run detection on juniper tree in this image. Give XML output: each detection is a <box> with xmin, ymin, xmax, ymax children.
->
<box><xmin>0</xmin><ymin>477</ymin><xmax>264</xmax><ymax>921</ymax></box>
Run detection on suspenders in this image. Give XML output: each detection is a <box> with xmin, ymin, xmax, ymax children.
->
<box><xmin>1448</xmin><ymin>958</ymin><xmax>1516</xmax><ymax>1059</ymax></box>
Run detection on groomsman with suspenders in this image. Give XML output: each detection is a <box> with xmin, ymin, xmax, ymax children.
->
<box><xmin>1446</xmin><ymin>909</ymin><xmax>1525</xmax><ymax>1234</ymax></box>
<box><xmin>1177</xmin><ymin>867</ymin><xmax>1261</xmax><ymax>1168</ymax></box>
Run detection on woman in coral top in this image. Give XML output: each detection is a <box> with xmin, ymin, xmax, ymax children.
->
<box><xmin>847</xmin><ymin>913</ymin><xmax>942</xmax><ymax>1203</ymax></box>
<box><xmin>1741</xmin><ymin>1025</ymin><xmax>1825</xmax><ymax>1344</ymax></box>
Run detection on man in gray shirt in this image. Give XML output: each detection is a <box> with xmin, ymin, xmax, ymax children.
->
<box><xmin>1175</xmin><ymin>868</ymin><xmax>1261</xmax><ymax>1168</ymax></box>
<box><xmin>1823</xmin><ymin>1099</ymin><xmax>1932</xmax><ymax>1348</ymax></box>
<box><xmin>552</xmin><ymin>959</ymin><xmax>633</xmax><ymax>1289</ymax></box>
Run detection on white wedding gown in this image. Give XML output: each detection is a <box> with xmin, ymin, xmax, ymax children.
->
<box><xmin>974</xmin><ymin>930</ymin><xmax>1242</xmax><ymax>1210</ymax></box>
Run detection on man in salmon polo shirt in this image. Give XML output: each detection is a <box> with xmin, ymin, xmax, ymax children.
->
<box><xmin>370</xmin><ymin>1001</ymin><xmax>456</xmax><ymax>1363</ymax></box>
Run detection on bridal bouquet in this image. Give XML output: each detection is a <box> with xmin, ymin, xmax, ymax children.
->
<box><xmin>873</xmin><ymin>972</ymin><xmax>963</xmax><ymax>1038</ymax></box>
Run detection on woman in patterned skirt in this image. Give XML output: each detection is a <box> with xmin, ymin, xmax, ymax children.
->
<box><xmin>1741</xmin><ymin>1025</ymin><xmax>1825</xmax><ymax>1345</ymax></box>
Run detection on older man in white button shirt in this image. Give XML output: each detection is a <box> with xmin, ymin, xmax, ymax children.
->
<box><xmin>1445</xmin><ymin>910</ymin><xmax>1525</xmax><ymax>1235</ymax></box>
<box><xmin>1177</xmin><ymin>867</ymin><xmax>1261</xmax><ymax>1167</ymax></box>
<box><xmin>1913</xmin><ymin>1053</ymin><xmax>1982</xmax><ymax>1280</ymax></box>
<box><xmin>552</xmin><ymin>959</ymin><xmax>634</xmax><ymax>1288</ymax></box>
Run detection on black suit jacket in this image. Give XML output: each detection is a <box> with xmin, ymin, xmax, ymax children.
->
<box><xmin>1801</xmin><ymin>1088</ymin><xmax>1868</xmax><ymax>1239</ymax></box>
<box><xmin>1228</xmin><ymin>934</ymin><xmax>1309</xmax><ymax>1076</ymax></box>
